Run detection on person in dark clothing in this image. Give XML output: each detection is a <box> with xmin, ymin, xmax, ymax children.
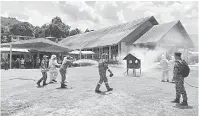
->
<box><xmin>15</xmin><ymin>58</ymin><xmax>20</xmax><ymax>69</ymax></box>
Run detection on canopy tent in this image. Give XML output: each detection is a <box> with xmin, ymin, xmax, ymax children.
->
<box><xmin>69</xmin><ymin>50</ymin><xmax>95</xmax><ymax>55</ymax></box>
<box><xmin>1</xmin><ymin>38</ymin><xmax>71</xmax><ymax>52</ymax></box>
<box><xmin>1</xmin><ymin>38</ymin><xmax>72</xmax><ymax>68</ymax></box>
<box><xmin>188</xmin><ymin>51</ymin><xmax>199</xmax><ymax>55</ymax></box>
<box><xmin>0</xmin><ymin>47</ymin><xmax>29</xmax><ymax>53</ymax></box>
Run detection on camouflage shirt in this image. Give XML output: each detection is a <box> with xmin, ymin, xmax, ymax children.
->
<box><xmin>60</xmin><ymin>61</ymin><xmax>72</xmax><ymax>71</ymax></box>
<box><xmin>40</xmin><ymin>59</ymin><xmax>48</xmax><ymax>72</ymax></box>
<box><xmin>173</xmin><ymin>59</ymin><xmax>183</xmax><ymax>81</ymax></box>
<box><xmin>98</xmin><ymin>61</ymin><xmax>108</xmax><ymax>75</ymax></box>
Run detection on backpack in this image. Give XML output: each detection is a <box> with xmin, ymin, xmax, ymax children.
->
<box><xmin>180</xmin><ymin>60</ymin><xmax>190</xmax><ymax>77</ymax></box>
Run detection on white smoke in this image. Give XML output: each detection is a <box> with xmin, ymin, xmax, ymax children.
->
<box><xmin>73</xmin><ymin>59</ymin><xmax>99</xmax><ymax>65</ymax></box>
<box><xmin>118</xmin><ymin>46</ymin><xmax>167</xmax><ymax>72</ymax></box>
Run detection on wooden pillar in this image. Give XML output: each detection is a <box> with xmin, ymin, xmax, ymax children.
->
<box><xmin>118</xmin><ymin>42</ymin><xmax>121</xmax><ymax>60</ymax></box>
<box><xmin>9</xmin><ymin>44</ymin><xmax>12</xmax><ymax>69</ymax></box>
<box><xmin>109</xmin><ymin>46</ymin><xmax>111</xmax><ymax>60</ymax></box>
<box><xmin>98</xmin><ymin>47</ymin><xmax>100</xmax><ymax>59</ymax></box>
<box><xmin>92</xmin><ymin>48</ymin><xmax>94</xmax><ymax>59</ymax></box>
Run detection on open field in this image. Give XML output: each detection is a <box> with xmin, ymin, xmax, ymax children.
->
<box><xmin>1</xmin><ymin>66</ymin><xmax>198</xmax><ymax>116</ymax></box>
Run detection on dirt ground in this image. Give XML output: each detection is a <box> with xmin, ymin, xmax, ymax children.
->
<box><xmin>1</xmin><ymin>65</ymin><xmax>198</xmax><ymax>116</ymax></box>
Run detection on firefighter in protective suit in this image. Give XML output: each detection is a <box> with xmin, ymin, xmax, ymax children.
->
<box><xmin>95</xmin><ymin>53</ymin><xmax>114</xmax><ymax>93</ymax></box>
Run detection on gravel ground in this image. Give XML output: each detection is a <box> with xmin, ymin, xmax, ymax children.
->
<box><xmin>1</xmin><ymin>66</ymin><xmax>198</xmax><ymax>116</ymax></box>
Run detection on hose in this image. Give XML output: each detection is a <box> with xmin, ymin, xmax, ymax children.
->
<box><xmin>184</xmin><ymin>81</ymin><xmax>198</xmax><ymax>88</ymax></box>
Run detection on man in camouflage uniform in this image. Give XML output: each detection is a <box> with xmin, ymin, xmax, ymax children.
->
<box><xmin>37</xmin><ymin>55</ymin><xmax>49</xmax><ymax>87</ymax></box>
<box><xmin>59</xmin><ymin>56</ymin><xmax>73</xmax><ymax>88</ymax></box>
<box><xmin>171</xmin><ymin>52</ymin><xmax>188</xmax><ymax>106</ymax></box>
<box><xmin>95</xmin><ymin>53</ymin><xmax>114</xmax><ymax>93</ymax></box>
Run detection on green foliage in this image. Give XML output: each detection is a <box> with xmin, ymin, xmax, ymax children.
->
<box><xmin>1</xmin><ymin>16</ymin><xmax>84</xmax><ymax>43</ymax></box>
<box><xmin>10</xmin><ymin>22</ymin><xmax>34</xmax><ymax>37</ymax></box>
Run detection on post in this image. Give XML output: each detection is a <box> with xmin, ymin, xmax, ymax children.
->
<box><xmin>80</xmin><ymin>49</ymin><xmax>82</xmax><ymax>59</ymax></box>
<box><xmin>9</xmin><ymin>44</ymin><xmax>12</xmax><ymax>69</ymax></box>
<box><xmin>109</xmin><ymin>46</ymin><xmax>111</xmax><ymax>60</ymax></box>
<box><xmin>85</xmin><ymin>49</ymin><xmax>87</xmax><ymax>59</ymax></box>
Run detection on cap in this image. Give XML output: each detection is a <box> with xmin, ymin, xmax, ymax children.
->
<box><xmin>101</xmin><ymin>53</ymin><xmax>108</xmax><ymax>58</ymax></box>
<box><xmin>43</xmin><ymin>55</ymin><xmax>48</xmax><ymax>58</ymax></box>
<box><xmin>174</xmin><ymin>52</ymin><xmax>182</xmax><ymax>57</ymax></box>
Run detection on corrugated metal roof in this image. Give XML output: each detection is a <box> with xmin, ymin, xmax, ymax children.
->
<box><xmin>59</xmin><ymin>16</ymin><xmax>153</xmax><ymax>49</ymax></box>
<box><xmin>134</xmin><ymin>21</ymin><xmax>178</xmax><ymax>44</ymax></box>
<box><xmin>1</xmin><ymin>38</ymin><xmax>72</xmax><ymax>52</ymax></box>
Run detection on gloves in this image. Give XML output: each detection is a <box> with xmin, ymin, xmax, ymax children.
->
<box><xmin>110</xmin><ymin>73</ymin><xmax>114</xmax><ymax>77</ymax></box>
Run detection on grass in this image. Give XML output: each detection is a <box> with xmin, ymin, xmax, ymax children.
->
<box><xmin>1</xmin><ymin>66</ymin><xmax>198</xmax><ymax>116</ymax></box>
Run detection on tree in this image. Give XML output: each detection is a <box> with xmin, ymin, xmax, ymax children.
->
<box><xmin>39</xmin><ymin>16</ymin><xmax>71</xmax><ymax>38</ymax></box>
<box><xmin>34</xmin><ymin>26</ymin><xmax>45</xmax><ymax>38</ymax></box>
<box><xmin>10</xmin><ymin>22</ymin><xmax>34</xmax><ymax>37</ymax></box>
<box><xmin>69</xmin><ymin>28</ymin><xmax>82</xmax><ymax>36</ymax></box>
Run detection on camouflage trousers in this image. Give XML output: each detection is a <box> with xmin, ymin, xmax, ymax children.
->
<box><xmin>175</xmin><ymin>76</ymin><xmax>188</xmax><ymax>101</ymax></box>
<box><xmin>59</xmin><ymin>68</ymin><xmax>66</xmax><ymax>84</ymax></box>
<box><xmin>37</xmin><ymin>72</ymin><xmax>47</xmax><ymax>85</ymax></box>
<box><xmin>95</xmin><ymin>73</ymin><xmax>110</xmax><ymax>90</ymax></box>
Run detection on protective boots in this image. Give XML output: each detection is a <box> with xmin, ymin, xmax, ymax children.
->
<box><xmin>179</xmin><ymin>101</ymin><xmax>188</xmax><ymax>106</ymax></box>
<box><xmin>61</xmin><ymin>83</ymin><xmax>67</xmax><ymax>88</ymax></box>
<box><xmin>95</xmin><ymin>84</ymin><xmax>101</xmax><ymax>93</ymax></box>
<box><xmin>171</xmin><ymin>99</ymin><xmax>180</xmax><ymax>103</ymax></box>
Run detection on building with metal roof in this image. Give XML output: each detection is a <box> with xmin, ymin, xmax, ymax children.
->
<box><xmin>59</xmin><ymin>16</ymin><xmax>193</xmax><ymax>60</ymax></box>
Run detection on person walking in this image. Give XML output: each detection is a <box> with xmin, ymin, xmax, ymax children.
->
<box><xmin>36</xmin><ymin>55</ymin><xmax>49</xmax><ymax>87</ymax></box>
<box><xmin>59</xmin><ymin>56</ymin><xmax>73</xmax><ymax>88</ymax></box>
<box><xmin>49</xmin><ymin>55</ymin><xmax>61</xmax><ymax>83</ymax></box>
<box><xmin>95</xmin><ymin>53</ymin><xmax>114</xmax><ymax>93</ymax></box>
<box><xmin>160</xmin><ymin>55</ymin><xmax>169</xmax><ymax>82</ymax></box>
<box><xmin>171</xmin><ymin>52</ymin><xmax>188</xmax><ymax>106</ymax></box>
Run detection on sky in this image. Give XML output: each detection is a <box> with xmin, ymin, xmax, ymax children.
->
<box><xmin>0</xmin><ymin>1</ymin><xmax>198</xmax><ymax>34</ymax></box>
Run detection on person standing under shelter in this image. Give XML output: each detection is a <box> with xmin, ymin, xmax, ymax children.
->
<box><xmin>160</xmin><ymin>55</ymin><xmax>169</xmax><ymax>82</ymax></box>
<box><xmin>16</xmin><ymin>58</ymin><xmax>20</xmax><ymax>69</ymax></box>
<box><xmin>171</xmin><ymin>52</ymin><xmax>188</xmax><ymax>106</ymax></box>
<box><xmin>21</xmin><ymin>58</ymin><xmax>25</xmax><ymax>69</ymax></box>
<box><xmin>4</xmin><ymin>58</ymin><xmax>9</xmax><ymax>70</ymax></box>
<box><xmin>37</xmin><ymin>55</ymin><xmax>49</xmax><ymax>87</ymax></box>
<box><xmin>49</xmin><ymin>55</ymin><xmax>61</xmax><ymax>83</ymax></box>
<box><xmin>36</xmin><ymin>57</ymin><xmax>40</xmax><ymax>68</ymax></box>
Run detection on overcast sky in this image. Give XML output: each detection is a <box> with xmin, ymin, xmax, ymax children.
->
<box><xmin>1</xmin><ymin>1</ymin><xmax>198</xmax><ymax>34</ymax></box>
